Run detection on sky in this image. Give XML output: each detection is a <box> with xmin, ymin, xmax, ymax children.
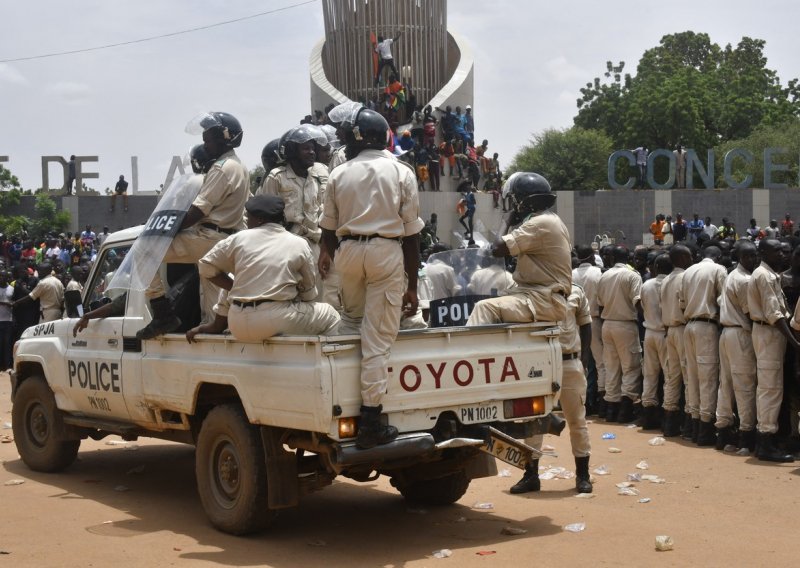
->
<box><xmin>1</xmin><ymin>0</ymin><xmax>799</xmax><ymax>194</ymax></box>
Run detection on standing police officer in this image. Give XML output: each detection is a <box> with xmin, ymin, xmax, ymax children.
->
<box><xmin>319</xmin><ymin>109</ymin><xmax>424</xmax><ymax>450</ymax></box>
<box><xmin>138</xmin><ymin>112</ymin><xmax>249</xmax><ymax>340</ymax></box>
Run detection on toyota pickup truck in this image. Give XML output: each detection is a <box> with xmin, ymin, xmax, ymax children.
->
<box><xmin>10</xmin><ymin>220</ymin><xmax>562</xmax><ymax>535</ymax></box>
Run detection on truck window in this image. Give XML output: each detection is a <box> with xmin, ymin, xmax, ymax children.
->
<box><xmin>85</xmin><ymin>245</ymin><xmax>131</xmax><ymax>309</ymax></box>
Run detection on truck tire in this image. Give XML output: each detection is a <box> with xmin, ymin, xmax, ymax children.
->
<box><xmin>12</xmin><ymin>375</ymin><xmax>80</xmax><ymax>473</ymax></box>
<box><xmin>195</xmin><ymin>403</ymin><xmax>275</xmax><ymax>535</ymax></box>
<box><xmin>395</xmin><ymin>471</ymin><xmax>470</xmax><ymax>506</ymax></box>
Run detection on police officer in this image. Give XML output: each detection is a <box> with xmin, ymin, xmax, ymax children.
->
<box><xmin>640</xmin><ymin>253</ymin><xmax>671</xmax><ymax>429</ymax></box>
<box><xmin>319</xmin><ymin>108</ymin><xmax>424</xmax><ymax>450</ymax></box>
<box><xmin>260</xmin><ymin>138</ymin><xmax>283</xmax><ymax>179</ymax></box>
<box><xmin>748</xmin><ymin>238</ymin><xmax>799</xmax><ymax>462</ymax></box>
<box><xmin>199</xmin><ymin>195</ymin><xmax>339</xmax><ymax>341</ymax></box>
<box><xmin>138</xmin><ymin>112</ymin><xmax>249</xmax><ymax>340</ymax></box>
<box><xmin>596</xmin><ymin>246</ymin><xmax>643</xmax><ymax>423</ymax></box>
<box><xmin>681</xmin><ymin>246</ymin><xmax>726</xmax><ymax>445</ymax></box>
<box><xmin>510</xmin><ymin>283</ymin><xmax>593</xmax><ymax>495</ymax></box>
<box><xmin>13</xmin><ymin>262</ymin><xmax>64</xmax><ymax>322</ymax></box>
<box><xmin>573</xmin><ymin>244</ymin><xmax>605</xmax><ymax>415</ymax></box>
<box><xmin>466</xmin><ymin>172</ymin><xmax>572</xmax><ymax>327</ymax></box>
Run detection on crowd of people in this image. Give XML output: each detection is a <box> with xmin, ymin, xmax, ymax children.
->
<box><xmin>649</xmin><ymin>212</ymin><xmax>798</xmax><ymax>245</ymax></box>
<box><xmin>574</xmin><ymin>227</ymin><xmax>800</xmax><ymax>464</ymax></box>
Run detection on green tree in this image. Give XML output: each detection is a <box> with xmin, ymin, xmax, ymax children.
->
<box><xmin>30</xmin><ymin>194</ymin><xmax>70</xmax><ymax>238</ymax></box>
<box><xmin>508</xmin><ymin>127</ymin><xmax>613</xmax><ymax>191</ymax></box>
<box><xmin>0</xmin><ymin>164</ymin><xmax>32</xmax><ymax>236</ymax></box>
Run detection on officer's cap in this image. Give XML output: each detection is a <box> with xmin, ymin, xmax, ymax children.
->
<box><xmin>246</xmin><ymin>195</ymin><xmax>284</xmax><ymax>221</ymax></box>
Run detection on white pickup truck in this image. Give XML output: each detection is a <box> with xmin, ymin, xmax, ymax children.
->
<box><xmin>10</xmin><ymin>227</ymin><xmax>562</xmax><ymax>535</ymax></box>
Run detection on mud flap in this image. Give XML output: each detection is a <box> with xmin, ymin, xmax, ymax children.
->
<box><xmin>261</xmin><ymin>427</ymin><xmax>299</xmax><ymax>509</ymax></box>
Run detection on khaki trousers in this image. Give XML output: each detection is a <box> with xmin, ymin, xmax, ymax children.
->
<box><xmin>716</xmin><ymin>326</ymin><xmax>757</xmax><ymax>430</ymax></box>
<box><xmin>335</xmin><ymin>238</ymin><xmax>405</xmax><ymax>406</ymax></box>
<box><xmin>590</xmin><ymin>318</ymin><xmax>606</xmax><ymax>391</ymax></box>
<box><xmin>467</xmin><ymin>287</ymin><xmax>567</xmax><ymax>326</ymax></box>
<box><xmin>526</xmin><ymin>359</ymin><xmax>591</xmax><ymax>458</ymax></box>
<box><xmin>146</xmin><ymin>226</ymin><xmax>224</xmax><ymax>324</ymax></box>
<box><xmin>642</xmin><ymin>329</ymin><xmax>668</xmax><ymax>408</ymax></box>
<box><xmin>684</xmin><ymin>321</ymin><xmax>720</xmax><ymax>422</ymax></box>
<box><xmin>663</xmin><ymin>325</ymin><xmax>687</xmax><ymax>411</ymax></box>
<box><xmin>752</xmin><ymin>323</ymin><xmax>787</xmax><ymax>434</ymax></box>
<box><xmin>228</xmin><ymin>300</ymin><xmax>340</xmax><ymax>341</ymax></box>
<box><xmin>601</xmin><ymin>320</ymin><xmax>642</xmax><ymax>402</ymax></box>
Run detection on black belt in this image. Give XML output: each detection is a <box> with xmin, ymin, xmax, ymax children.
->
<box><xmin>201</xmin><ymin>223</ymin><xmax>237</xmax><ymax>235</ymax></box>
<box><xmin>688</xmin><ymin>317</ymin><xmax>718</xmax><ymax>325</ymax></box>
<box><xmin>722</xmin><ymin>324</ymin><xmax>743</xmax><ymax>329</ymax></box>
<box><xmin>752</xmin><ymin>319</ymin><xmax>769</xmax><ymax>325</ymax></box>
<box><xmin>341</xmin><ymin>234</ymin><xmax>401</xmax><ymax>242</ymax></box>
<box><xmin>232</xmin><ymin>298</ymin><xmax>275</xmax><ymax>308</ymax></box>
<box><xmin>562</xmin><ymin>352</ymin><xmax>579</xmax><ymax>361</ymax></box>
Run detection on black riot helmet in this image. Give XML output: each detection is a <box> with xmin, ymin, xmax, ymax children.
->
<box><xmin>185</xmin><ymin>111</ymin><xmax>243</xmax><ymax>149</ymax></box>
<box><xmin>502</xmin><ymin>172</ymin><xmax>556</xmax><ymax>217</ymax></box>
<box><xmin>189</xmin><ymin>144</ymin><xmax>213</xmax><ymax>174</ymax></box>
<box><xmin>344</xmin><ymin>108</ymin><xmax>389</xmax><ymax>158</ymax></box>
<box><xmin>261</xmin><ymin>138</ymin><xmax>282</xmax><ymax>172</ymax></box>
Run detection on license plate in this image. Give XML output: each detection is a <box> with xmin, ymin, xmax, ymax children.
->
<box><xmin>479</xmin><ymin>426</ymin><xmax>536</xmax><ymax>470</ymax></box>
<box><xmin>458</xmin><ymin>402</ymin><xmax>501</xmax><ymax>424</ymax></box>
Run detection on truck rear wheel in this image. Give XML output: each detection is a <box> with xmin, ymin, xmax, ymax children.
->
<box><xmin>394</xmin><ymin>471</ymin><xmax>470</xmax><ymax>506</ymax></box>
<box><xmin>12</xmin><ymin>375</ymin><xmax>80</xmax><ymax>472</ymax></box>
<box><xmin>195</xmin><ymin>403</ymin><xmax>275</xmax><ymax>535</ymax></box>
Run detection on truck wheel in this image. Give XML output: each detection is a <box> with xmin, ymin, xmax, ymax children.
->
<box><xmin>195</xmin><ymin>404</ymin><xmax>275</xmax><ymax>535</ymax></box>
<box><xmin>395</xmin><ymin>471</ymin><xmax>470</xmax><ymax>506</ymax></box>
<box><xmin>12</xmin><ymin>375</ymin><xmax>80</xmax><ymax>472</ymax></box>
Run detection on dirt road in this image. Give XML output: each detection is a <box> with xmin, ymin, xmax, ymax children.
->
<box><xmin>1</xmin><ymin>373</ymin><xmax>796</xmax><ymax>567</ymax></box>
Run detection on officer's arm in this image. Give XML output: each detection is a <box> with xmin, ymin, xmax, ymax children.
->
<box><xmin>207</xmin><ymin>273</ymin><xmax>233</xmax><ymax>291</ymax></box>
<box><xmin>319</xmin><ymin>229</ymin><xmax>338</xmax><ymax>279</ymax></box>
<box><xmin>180</xmin><ymin>205</ymin><xmax>205</xmax><ymax>231</ymax></box>
<box><xmin>579</xmin><ymin>323</ymin><xmax>592</xmax><ymax>370</ymax></box>
<box><xmin>402</xmin><ymin>233</ymin><xmax>421</xmax><ymax>317</ymax></box>
<box><xmin>774</xmin><ymin>317</ymin><xmax>800</xmax><ymax>350</ymax></box>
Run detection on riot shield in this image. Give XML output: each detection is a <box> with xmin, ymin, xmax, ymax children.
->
<box><xmin>423</xmin><ymin>248</ymin><xmax>513</xmax><ymax>327</ymax></box>
<box><xmin>107</xmin><ymin>172</ymin><xmax>204</xmax><ymax>292</ymax></box>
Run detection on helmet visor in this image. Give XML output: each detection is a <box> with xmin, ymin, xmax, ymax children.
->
<box><xmin>185</xmin><ymin>112</ymin><xmax>225</xmax><ymax>135</ymax></box>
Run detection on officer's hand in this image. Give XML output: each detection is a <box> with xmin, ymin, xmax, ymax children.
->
<box><xmin>318</xmin><ymin>252</ymin><xmax>331</xmax><ymax>280</ymax></box>
<box><xmin>73</xmin><ymin>316</ymin><xmax>89</xmax><ymax>337</ymax></box>
<box><xmin>186</xmin><ymin>326</ymin><xmax>201</xmax><ymax>344</ymax></box>
<box><xmin>402</xmin><ymin>289</ymin><xmax>418</xmax><ymax>317</ymax></box>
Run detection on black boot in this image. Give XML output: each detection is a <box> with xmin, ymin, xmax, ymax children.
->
<box><xmin>756</xmin><ymin>433</ymin><xmax>795</xmax><ymax>463</ymax></box>
<box><xmin>696</xmin><ymin>420</ymin><xmax>716</xmax><ymax>446</ymax></box>
<box><xmin>715</xmin><ymin>426</ymin><xmax>733</xmax><ymax>451</ymax></box>
<box><xmin>617</xmin><ymin>396</ymin><xmax>635</xmax><ymax>423</ymax></box>
<box><xmin>136</xmin><ymin>296</ymin><xmax>181</xmax><ymax>340</ymax></box>
<box><xmin>595</xmin><ymin>392</ymin><xmax>607</xmax><ymax>418</ymax></box>
<box><xmin>691</xmin><ymin>418</ymin><xmax>700</xmax><ymax>444</ymax></box>
<box><xmin>574</xmin><ymin>456</ymin><xmax>592</xmax><ymax>494</ymax></box>
<box><xmin>680</xmin><ymin>413</ymin><xmax>693</xmax><ymax>440</ymax></box>
<box><xmin>510</xmin><ymin>459</ymin><xmax>540</xmax><ymax>494</ymax></box>
<box><xmin>662</xmin><ymin>410</ymin><xmax>681</xmax><ymax>437</ymax></box>
<box><xmin>641</xmin><ymin>406</ymin><xmax>662</xmax><ymax>430</ymax></box>
<box><xmin>605</xmin><ymin>401</ymin><xmax>620</xmax><ymax>422</ymax></box>
<box><xmin>356</xmin><ymin>405</ymin><xmax>398</xmax><ymax>449</ymax></box>
<box><xmin>738</xmin><ymin>429</ymin><xmax>757</xmax><ymax>453</ymax></box>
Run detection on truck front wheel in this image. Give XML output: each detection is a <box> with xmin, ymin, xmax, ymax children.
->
<box><xmin>195</xmin><ymin>404</ymin><xmax>275</xmax><ymax>535</ymax></box>
<box><xmin>393</xmin><ymin>471</ymin><xmax>470</xmax><ymax>506</ymax></box>
<box><xmin>12</xmin><ymin>375</ymin><xmax>80</xmax><ymax>472</ymax></box>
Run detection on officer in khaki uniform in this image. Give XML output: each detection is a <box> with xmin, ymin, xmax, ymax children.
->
<box><xmin>139</xmin><ymin>112</ymin><xmax>249</xmax><ymax>340</ymax></box>
<box><xmin>572</xmin><ymin>244</ymin><xmax>605</xmax><ymax>414</ymax></box>
<box><xmin>680</xmin><ymin>246</ymin><xmax>726</xmax><ymax>446</ymax></box>
<box><xmin>319</xmin><ymin>109</ymin><xmax>423</xmax><ymax>450</ymax></box>
<box><xmin>716</xmin><ymin>240</ymin><xmax>758</xmax><ymax>453</ymax></box>
<box><xmin>14</xmin><ymin>262</ymin><xmax>64</xmax><ymax>322</ymax></box>
<box><xmin>748</xmin><ymin>238</ymin><xmax>799</xmax><ymax>462</ymax></box>
<box><xmin>596</xmin><ymin>246</ymin><xmax>642</xmax><ymax>423</ymax></box>
<box><xmin>660</xmin><ymin>245</ymin><xmax>692</xmax><ymax>437</ymax></box>
<box><xmin>510</xmin><ymin>283</ymin><xmax>593</xmax><ymax>495</ymax></box>
<box><xmin>639</xmin><ymin>253</ymin><xmax>671</xmax><ymax>429</ymax></box>
<box><xmin>467</xmin><ymin>172</ymin><xmax>572</xmax><ymax>327</ymax></box>
<box><xmin>199</xmin><ymin>195</ymin><xmax>339</xmax><ymax>341</ymax></box>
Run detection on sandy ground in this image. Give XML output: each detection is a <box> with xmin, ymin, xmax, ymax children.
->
<box><xmin>1</xmin><ymin>372</ymin><xmax>798</xmax><ymax>568</ymax></box>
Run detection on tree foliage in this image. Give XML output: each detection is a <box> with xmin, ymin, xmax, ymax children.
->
<box><xmin>30</xmin><ymin>194</ymin><xmax>70</xmax><ymax>238</ymax></box>
<box><xmin>575</xmin><ymin>32</ymin><xmax>800</xmax><ymax>154</ymax></box>
<box><xmin>508</xmin><ymin>127</ymin><xmax>613</xmax><ymax>191</ymax></box>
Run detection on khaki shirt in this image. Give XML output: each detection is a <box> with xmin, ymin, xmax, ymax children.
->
<box><xmin>748</xmin><ymin>261</ymin><xmax>788</xmax><ymax>325</ymax></box>
<box><xmin>720</xmin><ymin>264</ymin><xmax>752</xmax><ymax>329</ymax></box>
<box><xmin>640</xmin><ymin>273</ymin><xmax>666</xmax><ymax>331</ymax></box>
<box><xmin>468</xmin><ymin>265</ymin><xmax>514</xmax><ymax>296</ymax></box>
<box><xmin>199</xmin><ymin>223</ymin><xmax>317</xmax><ymax>303</ymax></box>
<box><xmin>192</xmin><ymin>150</ymin><xmax>248</xmax><ymax>231</ymax></box>
<box><xmin>572</xmin><ymin>263</ymin><xmax>602</xmax><ymax>316</ymax></box>
<box><xmin>660</xmin><ymin>268</ymin><xmax>686</xmax><ymax>326</ymax></box>
<box><xmin>597</xmin><ymin>263</ymin><xmax>642</xmax><ymax>321</ymax></box>
<box><xmin>258</xmin><ymin>164</ymin><xmax>327</xmax><ymax>244</ymax></box>
<box><xmin>320</xmin><ymin>149</ymin><xmax>424</xmax><ymax>238</ymax></box>
<box><xmin>502</xmin><ymin>211</ymin><xmax>572</xmax><ymax>294</ymax></box>
<box><xmin>560</xmin><ymin>284</ymin><xmax>591</xmax><ymax>354</ymax></box>
<box><xmin>680</xmin><ymin>258</ymin><xmax>726</xmax><ymax>320</ymax></box>
<box><xmin>424</xmin><ymin>261</ymin><xmax>462</xmax><ymax>300</ymax></box>
<box><xmin>29</xmin><ymin>274</ymin><xmax>64</xmax><ymax>314</ymax></box>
